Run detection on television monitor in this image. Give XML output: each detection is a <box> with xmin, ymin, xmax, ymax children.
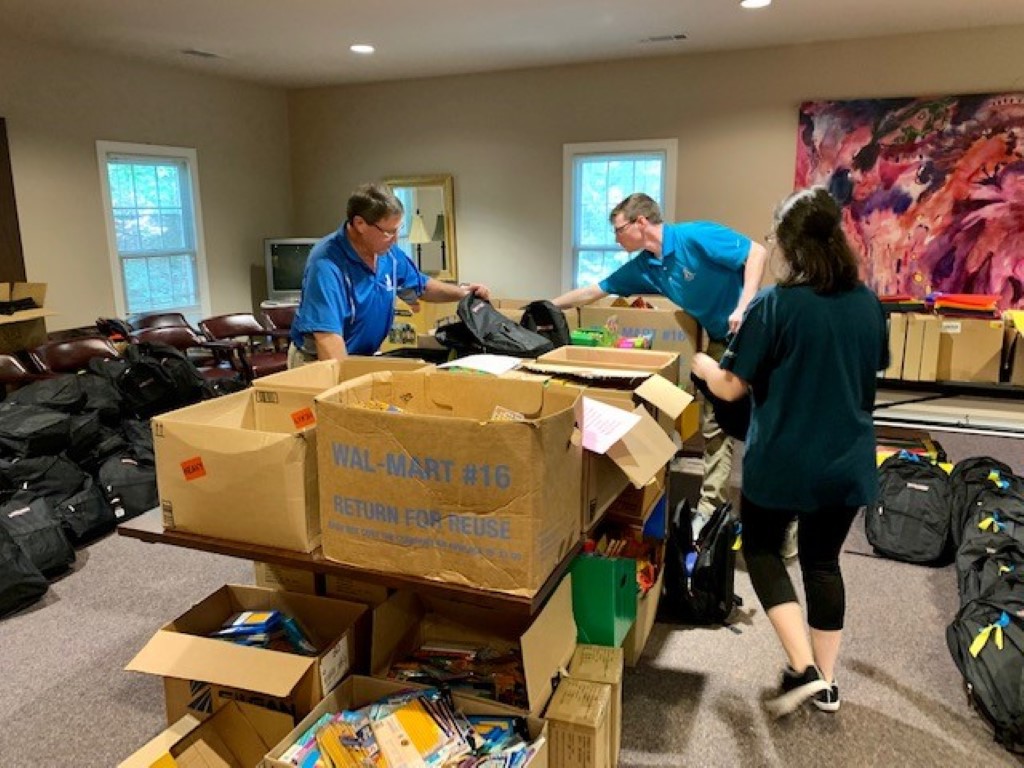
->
<box><xmin>264</xmin><ymin>238</ymin><xmax>317</xmax><ymax>304</ymax></box>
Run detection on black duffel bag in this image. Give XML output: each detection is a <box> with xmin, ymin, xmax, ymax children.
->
<box><xmin>0</xmin><ymin>493</ymin><xmax>75</xmax><ymax>576</ymax></box>
<box><xmin>98</xmin><ymin>453</ymin><xmax>158</xmax><ymax>522</ymax></box>
<box><xmin>0</xmin><ymin>523</ymin><xmax>49</xmax><ymax>618</ymax></box>
<box><xmin>0</xmin><ymin>405</ymin><xmax>70</xmax><ymax>458</ymax></box>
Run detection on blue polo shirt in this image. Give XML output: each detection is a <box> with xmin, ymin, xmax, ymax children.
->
<box><xmin>290</xmin><ymin>226</ymin><xmax>428</xmax><ymax>356</ymax></box>
<box><xmin>599</xmin><ymin>221</ymin><xmax>751</xmax><ymax>341</ymax></box>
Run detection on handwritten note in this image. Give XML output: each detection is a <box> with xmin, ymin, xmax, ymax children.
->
<box><xmin>580</xmin><ymin>396</ymin><xmax>641</xmax><ymax>454</ymax></box>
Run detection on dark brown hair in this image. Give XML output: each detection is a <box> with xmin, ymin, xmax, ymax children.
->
<box><xmin>610</xmin><ymin>193</ymin><xmax>664</xmax><ymax>225</ymax></box>
<box><xmin>346</xmin><ymin>182</ymin><xmax>404</xmax><ymax>225</ymax></box>
<box><xmin>773</xmin><ymin>187</ymin><xmax>860</xmax><ymax>294</ymax></box>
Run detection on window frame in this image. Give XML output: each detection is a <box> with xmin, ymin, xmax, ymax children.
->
<box><xmin>561</xmin><ymin>139</ymin><xmax>678</xmax><ymax>292</ymax></box>
<box><xmin>96</xmin><ymin>141</ymin><xmax>212</xmax><ymax>320</ymax></box>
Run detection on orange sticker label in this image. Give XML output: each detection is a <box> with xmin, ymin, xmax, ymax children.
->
<box><xmin>291</xmin><ymin>407</ymin><xmax>316</xmax><ymax>430</ymax></box>
<box><xmin>181</xmin><ymin>456</ymin><xmax>206</xmax><ymax>481</ymax></box>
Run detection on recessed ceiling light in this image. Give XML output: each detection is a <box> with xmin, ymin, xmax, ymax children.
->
<box><xmin>350</xmin><ymin>44</ymin><xmax>375</xmax><ymax>55</ymax></box>
<box><xmin>740</xmin><ymin>0</ymin><xmax>772</xmax><ymax>8</ymax></box>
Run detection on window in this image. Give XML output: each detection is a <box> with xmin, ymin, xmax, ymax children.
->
<box><xmin>562</xmin><ymin>139</ymin><xmax>677</xmax><ymax>290</ymax></box>
<box><xmin>97</xmin><ymin>142</ymin><xmax>210</xmax><ymax>320</ymax></box>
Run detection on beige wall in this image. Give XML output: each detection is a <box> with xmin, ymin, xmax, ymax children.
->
<box><xmin>289</xmin><ymin>24</ymin><xmax>1024</xmax><ymax>299</ymax></box>
<box><xmin>0</xmin><ymin>37</ymin><xmax>292</xmax><ymax>330</ymax></box>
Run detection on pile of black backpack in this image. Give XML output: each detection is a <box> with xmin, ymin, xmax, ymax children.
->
<box><xmin>867</xmin><ymin>450</ymin><xmax>1024</xmax><ymax>751</ymax></box>
<box><xmin>0</xmin><ymin>341</ymin><xmax>217</xmax><ymax>619</ymax></box>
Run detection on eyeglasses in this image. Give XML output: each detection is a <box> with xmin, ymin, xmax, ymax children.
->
<box><xmin>371</xmin><ymin>221</ymin><xmax>401</xmax><ymax>239</ymax></box>
<box><xmin>613</xmin><ymin>219</ymin><xmax>637</xmax><ymax>236</ymax></box>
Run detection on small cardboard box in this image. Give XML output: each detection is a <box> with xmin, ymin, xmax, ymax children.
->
<box><xmin>265</xmin><ymin>675</ymin><xmax>549</xmax><ymax>768</ymax></box>
<box><xmin>315</xmin><ymin>370</ymin><xmax>582</xmax><ymax>596</ymax></box>
<box><xmin>622</xmin><ymin>542</ymin><xmax>667</xmax><ymax>667</ymax></box>
<box><xmin>579</xmin><ymin>302</ymin><xmax>700</xmax><ymax>380</ymax></box>
<box><xmin>126</xmin><ymin>585</ymin><xmax>369</xmax><ymax>726</ymax></box>
<box><xmin>322</xmin><ymin>573</ymin><xmax>390</xmax><ymax>606</ymax></box>
<box><xmin>0</xmin><ymin>282</ymin><xmax>55</xmax><ymax>354</ymax></box>
<box><xmin>371</xmin><ymin>575</ymin><xmax>576</xmax><ymax>716</ymax></box>
<box><xmin>544</xmin><ymin>677</ymin><xmax>611</xmax><ymax>768</ymax></box>
<box><xmin>252</xmin><ymin>357</ymin><xmax>431</xmax><ymax>434</ymax></box>
<box><xmin>536</xmin><ymin>346</ymin><xmax>680</xmax><ymax>384</ymax></box>
<box><xmin>253</xmin><ymin>562</ymin><xmax>317</xmax><ymax>595</ymax></box>
<box><xmin>883</xmin><ymin>312</ymin><xmax>907</xmax><ymax>379</ymax></box>
<box><xmin>605</xmin><ymin>467</ymin><xmax>666</xmax><ymax>524</ymax></box>
<box><xmin>937</xmin><ymin>317</ymin><xmax>1004</xmax><ymax>383</ymax></box>
<box><xmin>901</xmin><ymin>313</ymin><xmax>941</xmax><ymax>382</ymax></box>
<box><xmin>153</xmin><ymin>391</ymin><xmax>319</xmax><ymax>552</ymax></box>
<box><xmin>118</xmin><ymin>700</ymin><xmax>291</xmax><ymax>768</ymax></box>
<box><xmin>568</xmin><ymin>645</ymin><xmax>623</xmax><ymax>767</ymax></box>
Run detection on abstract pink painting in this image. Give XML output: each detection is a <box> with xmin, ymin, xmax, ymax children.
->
<box><xmin>795</xmin><ymin>94</ymin><xmax>1024</xmax><ymax>308</ymax></box>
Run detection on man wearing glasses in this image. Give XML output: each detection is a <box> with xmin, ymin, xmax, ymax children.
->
<box><xmin>289</xmin><ymin>182</ymin><xmax>489</xmax><ymax>366</ymax></box>
<box><xmin>552</xmin><ymin>192</ymin><xmax>767</xmax><ymax>541</ymax></box>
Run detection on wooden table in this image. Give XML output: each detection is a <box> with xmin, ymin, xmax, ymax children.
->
<box><xmin>117</xmin><ymin>508</ymin><xmax>579</xmax><ymax>618</ymax></box>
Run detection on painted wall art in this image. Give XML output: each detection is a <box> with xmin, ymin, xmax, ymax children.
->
<box><xmin>795</xmin><ymin>93</ymin><xmax>1024</xmax><ymax>308</ymax></box>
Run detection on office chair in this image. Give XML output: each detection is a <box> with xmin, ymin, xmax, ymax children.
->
<box><xmin>130</xmin><ymin>326</ymin><xmax>249</xmax><ymax>383</ymax></box>
<box><xmin>29</xmin><ymin>337</ymin><xmax>120</xmax><ymax>374</ymax></box>
<box><xmin>199</xmin><ymin>313</ymin><xmax>288</xmax><ymax>379</ymax></box>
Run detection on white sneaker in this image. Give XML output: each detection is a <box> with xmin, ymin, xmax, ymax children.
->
<box><xmin>691</xmin><ymin>510</ymin><xmax>709</xmax><ymax>542</ymax></box>
<box><xmin>781</xmin><ymin>519</ymin><xmax>798</xmax><ymax>560</ymax></box>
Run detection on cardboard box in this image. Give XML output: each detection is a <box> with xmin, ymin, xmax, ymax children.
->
<box><xmin>264</xmin><ymin>675</ymin><xmax>549</xmax><ymax>768</ymax></box>
<box><xmin>153</xmin><ymin>391</ymin><xmax>319</xmax><ymax>552</ymax></box>
<box><xmin>579</xmin><ymin>302</ymin><xmax>700</xmax><ymax>380</ymax></box>
<box><xmin>937</xmin><ymin>317</ymin><xmax>1004</xmax><ymax>383</ymax></box>
<box><xmin>252</xmin><ymin>357</ymin><xmax>430</xmax><ymax>434</ymax></box>
<box><xmin>314</xmin><ymin>370</ymin><xmax>582</xmax><ymax>596</ymax></box>
<box><xmin>622</xmin><ymin>545</ymin><xmax>666</xmax><ymax>668</ymax></box>
<box><xmin>253</xmin><ymin>562</ymin><xmax>317</xmax><ymax>595</ymax></box>
<box><xmin>605</xmin><ymin>467</ymin><xmax>666</xmax><ymax>524</ymax></box>
<box><xmin>919</xmin><ymin>314</ymin><xmax>941</xmax><ymax>381</ymax></box>
<box><xmin>536</xmin><ymin>345</ymin><xmax>680</xmax><ymax>384</ymax></box>
<box><xmin>883</xmin><ymin>312</ymin><xmax>907</xmax><ymax>379</ymax></box>
<box><xmin>371</xmin><ymin>576</ymin><xmax>576</xmax><ymax>716</ymax></box>
<box><xmin>568</xmin><ymin>645</ymin><xmax>623</xmax><ymax>767</ymax></box>
<box><xmin>544</xmin><ymin>678</ymin><xmax>611</xmax><ymax>768</ymax></box>
<box><xmin>126</xmin><ymin>585</ymin><xmax>369</xmax><ymax>726</ymax></box>
<box><xmin>322</xmin><ymin>574</ymin><xmax>390</xmax><ymax>606</ymax></box>
<box><xmin>1005</xmin><ymin>313</ymin><xmax>1024</xmax><ymax>385</ymax></box>
<box><xmin>382</xmin><ymin>300</ymin><xmax>458</xmax><ymax>351</ymax></box>
<box><xmin>0</xmin><ymin>282</ymin><xmax>55</xmax><ymax>354</ymax></box>
<box><xmin>118</xmin><ymin>700</ymin><xmax>291</xmax><ymax>768</ymax></box>
<box><xmin>901</xmin><ymin>313</ymin><xmax>940</xmax><ymax>382</ymax></box>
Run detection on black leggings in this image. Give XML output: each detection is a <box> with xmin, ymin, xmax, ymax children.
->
<box><xmin>740</xmin><ymin>495</ymin><xmax>859</xmax><ymax>631</ymax></box>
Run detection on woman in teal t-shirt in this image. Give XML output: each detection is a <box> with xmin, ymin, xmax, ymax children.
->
<box><xmin>691</xmin><ymin>187</ymin><xmax>889</xmax><ymax>718</ymax></box>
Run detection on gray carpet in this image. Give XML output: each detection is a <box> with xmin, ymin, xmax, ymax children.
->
<box><xmin>0</xmin><ymin>430</ymin><xmax>1021</xmax><ymax>766</ymax></box>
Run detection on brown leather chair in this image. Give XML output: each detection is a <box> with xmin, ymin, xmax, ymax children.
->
<box><xmin>29</xmin><ymin>337</ymin><xmax>120</xmax><ymax>374</ymax></box>
<box><xmin>131</xmin><ymin>326</ymin><xmax>249</xmax><ymax>383</ymax></box>
<box><xmin>0</xmin><ymin>353</ymin><xmax>49</xmax><ymax>397</ymax></box>
<box><xmin>262</xmin><ymin>305</ymin><xmax>296</xmax><ymax>352</ymax></box>
<box><xmin>135</xmin><ymin>312</ymin><xmax>191</xmax><ymax>330</ymax></box>
<box><xmin>199</xmin><ymin>313</ymin><xmax>287</xmax><ymax>379</ymax></box>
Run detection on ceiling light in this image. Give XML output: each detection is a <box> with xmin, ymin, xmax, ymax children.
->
<box><xmin>740</xmin><ymin>0</ymin><xmax>772</xmax><ymax>8</ymax></box>
<box><xmin>350</xmin><ymin>44</ymin><xmax>375</xmax><ymax>55</ymax></box>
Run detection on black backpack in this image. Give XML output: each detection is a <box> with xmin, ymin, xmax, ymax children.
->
<box><xmin>98</xmin><ymin>453</ymin><xmax>158</xmax><ymax>522</ymax></box>
<box><xmin>866</xmin><ymin>451</ymin><xmax>953</xmax><ymax>564</ymax></box>
<box><xmin>949</xmin><ymin>457</ymin><xmax>1017</xmax><ymax>549</ymax></box>
<box><xmin>5</xmin><ymin>375</ymin><xmax>87</xmax><ymax>414</ymax></box>
<box><xmin>435</xmin><ymin>294</ymin><xmax>554</xmax><ymax>358</ymax></box>
<box><xmin>0</xmin><ymin>522</ymin><xmax>48</xmax><ymax>618</ymax></box>
<box><xmin>119</xmin><ymin>341</ymin><xmax>206</xmax><ymax>418</ymax></box>
<box><xmin>947</xmin><ymin>571</ymin><xmax>1024</xmax><ymax>751</ymax></box>
<box><xmin>956</xmin><ymin>531</ymin><xmax>1024</xmax><ymax>607</ymax></box>
<box><xmin>0</xmin><ymin>494</ymin><xmax>75</xmax><ymax>576</ymax></box>
<box><xmin>0</xmin><ymin>405</ymin><xmax>71</xmax><ymax>458</ymax></box>
<box><xmin>519</xmin><ymin>300</ymin><xmax>571</xmax><ymax>349</ymax></box>
<box><xmin>55</xmin><ymin>477</ymin><xmax>117</xmax><ymax>545</ymax></box>
<box><xmin>960</xmin><ymin>486</ymin><xmax>1024</xmax><ymax>555</ymax></box>
<box><xmin>660</xmin><ymin>500</ymin><xmax>741</xmax><ymax>625</ymax></box>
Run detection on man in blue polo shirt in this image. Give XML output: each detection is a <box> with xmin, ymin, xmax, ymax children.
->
<box><xmin>289</xmin><ymin>183</ymin><xmax>489</xmax><ymax>366</ymax></box>
<box><xmin>552</xmin><ymin>193</ymin><xmax>767</xmax><ymax>540</ymax></box>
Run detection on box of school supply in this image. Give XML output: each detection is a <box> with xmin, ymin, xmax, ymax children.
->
<box><xmin>569</xmin><ymin>554</ymin><xmax>637</xmax><ymax>648</ymax></box>
<box><xmin>622</xmin><ymin>540</ymin><xmax>667</xmax><ymax>667</ymax></box>
<box><xmin>126</xmin><ymin>585</ymin><xmax>369</xmax><ymax>726</ymax></box>
<box><xmin>264</xmin><ymin>675</ymin><xmax>549</xmax><ymax>768</ymax></box>
<box><xmin>937</xmin><ymin>317</ymin><xmax>1004</xmax><ymax>383</ymax></box>
<box><xmin>118</xmin><ymin>700</ymin><xmax>291</xmax><ymax>768</ymax></box>
<box><xmin>381</xmin><ymin>300</ymin><xmax>459</xmax><ymax>352</ymax></box>
<box><xmin>254</xmin><ymin>562</ymin><xmax>317</xmax><ymax>595</ymax></box>
<box><xmin>901</xmin><ymin>313</ymin><xmax>941</xmax><ymax>382</ymax></box>
<box><xmin>0</xmin><ymin>282</ymin><xmax>55</xmax><ymax>354</ymax></box>
<box><xmin>371</xmin><ymin>575</ymin><xmax>576</xmax><ymax>717</ymax></box>
<box><xmin>882</xmin><ymin>312</ymin><xmax>908</xmax><ymax>380</ymax></box>
<box><xmin>543</xmin><ymin>677</ymin><xmax>611</xmax><ymax>768</ymax></box>
<box><xmin>567</xmin><ymin>645</ymin><xmax>623</xmax><ymax>767</ymax></box>
<box><xmin>1005</xmin><ymin>311</ymin><xmax>1024</xmax><ymax>385</ymax></box>
<box><xmin>537</xmin><ymin>345</ymin><xmax>680</xmax><ymax>384</ymax></box>
<box><xmin>314</xmin><ymin>370</ymin><xmax>582</xmax><ymax>597</ymax></box>
<box><xmin>153</xmin><ymin>390</ymin><xmax>319</xmax><ymax>552</ymax></box>
<box><xmin>252</xmin><ymin>356</ymin><xmax>431</xmax><ymax>433</ymax></box>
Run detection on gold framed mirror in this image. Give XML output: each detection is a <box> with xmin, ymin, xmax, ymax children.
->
<box><xmin>384</xmin><ymin>174</ymin><xmax>457</xmax><ymax>282</ymax></box>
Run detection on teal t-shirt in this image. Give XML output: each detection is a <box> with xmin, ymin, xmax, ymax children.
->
<box><xmin>720</xmin><ymin>283</ymin><xmax>889</xmax><ymax>512</ymax></box>
<box><xmin>599</xmin><ymin>221</ymin><xmax>751</xmax><ymax>341</ymax></box>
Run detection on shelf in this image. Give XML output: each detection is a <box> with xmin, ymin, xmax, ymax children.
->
<box><xmin>876</xmin><ymin>378</ymin><xmax>1024</xmax><ymax>400</ymax></box>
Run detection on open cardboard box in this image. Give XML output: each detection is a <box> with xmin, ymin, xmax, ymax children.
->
<box><xmin>153</xmin><ymin>390</ymin><xmax>319</xmax><ymax>552</ymax></box>
<box><xmin>251</xmin><ymin>357</ymin><xmax>431</xmax><ymax>433</ymax></box>
<box><xmin>264</xmin><ymin>675</ymin><xmax>549</xmax><ymax>768</ymax></box>
<box><xmin>0</xmin><ymin>282</ymin><xmax>55</xmax><ymax>354</ymax></box>
<box><xmin>126</xmin><ymin>585</ymin><xmax>369</xmax><ymax>727</ymax></box>
<box><xmin>370</xmin><ymin>575</ymin><xmax>576</xmax><ymax>716</ymax></box>
<box><xmin>314</xmin><ymin>370</ymin><xmax>582</xmax><ymax>596</ymax></box>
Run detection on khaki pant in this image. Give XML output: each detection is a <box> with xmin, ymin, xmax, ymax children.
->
<box><xmin>697</xmin><ymin>338</ymin><xmax>735</xmax><ymax>520</ymax></box>
<box><xmin>286</xmin><ymin>343</ymin><xmax>317</xmax><ymax>369</ymax></box>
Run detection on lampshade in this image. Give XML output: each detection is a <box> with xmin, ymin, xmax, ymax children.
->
<box><xmin>431</xmin><ymin>214</ymin><xmax>446</xmax><ymax>242</ymax></box>
<box><xmin>408</xmin><ymin>213</ymin><xmax>431</xmax><ymax>244</ymax></box>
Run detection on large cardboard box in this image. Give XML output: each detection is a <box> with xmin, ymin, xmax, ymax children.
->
<box><xmin>883</xmin><ymin>312</ymin><xmax>907</xmax><ymax>380</ymax></box>
<box><xmin>568</xmin><ymin>645</ymin><xmax>623</xmax><ymax>767</ymax></box>
<box><xmin>937</xmin><ymin>317</ymin><xmax>1004</xmax><ymax>383</ymax></box>
<box><xmin>315</xmin><ymin>370</ymin><xmax>582</xmax><ymax>596</ymax></box>
<box><xmin>118</xmin><ymin>700</ymin><xmax>291</xmax><ymax>768</ymax></box>
<box><xmin>901</xmin><ymin>313</ymin><xmax>941</xmax><ymax>382</ymax></box>
<box><xmin>536</xmin><ymin>345</ymin><xmax>679</xmax><ymax>384</ymax></box>
<box><xmin>265</xmin><ymin>675</ymin><xmax>549</xmax><ymax>768</ymax></box>
<box><xmin>0</xmin><ymin>282</ymin><xmax>55</xmax><ymax>354</ymax></box>
<box><xmin>153</xmin><ymin>391</ymin><xmax>319</xmax><ymax>552</ymax></box>
<box><xmin>252</xmin><ymin>357</ymin><xmax>430</xmax><ymax>433</ymax></box>
<box><xmin>579</xmin><ymin>302</ymin><xmax>700</xmax><ymax>380</ymax></box>
<box><xmin>1005</xmin><ymin>313</ymin><xmax>1024</xmax><ymax>385</ymax></box>
<box><xmin>544</xmin><ymin>677</ymin><xmax>611</xmax><ymax>768</ymax></box>
<box><xmin>370</xmin><ymin>575</ymin><xmax>577</xmax><ymax>716</ymax></box>
<box><xmin>126</xmin><ymin>585</ymin><xmax>368</xmax><ymax>726</ymax></box>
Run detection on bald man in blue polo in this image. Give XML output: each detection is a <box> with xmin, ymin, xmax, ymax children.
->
<box><xmin>552</xmin><ymin>192</ymin><xmax>767</xmax><ymax>541</ymax></box>
<box><xmin>289</xmin><ymin>183</ymin><xmax>489</xmax><ymax>366</ymax></box>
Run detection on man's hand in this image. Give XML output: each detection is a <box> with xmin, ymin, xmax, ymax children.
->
<box><xmin>463</xmin><ymin>283</ymin><xmax>491</xmax><ymax>301</ymax></box>
<box><xmin>727</xmin><ymin>307</ymin><xmax>744</xmax><ymax>334</ymax></box>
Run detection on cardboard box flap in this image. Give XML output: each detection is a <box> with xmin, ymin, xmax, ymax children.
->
<box><xmin>126</xmin><ymin>629</ymin><xmax>316</xmax><ymax>698</ymax></box>
<box><xmin>519</xmin><ymin>577</ymin><xmax>576</xmax><ymax>709</ymax></box>
<box><xmin>606</xmin><ymin>406</ymin><xmax>678</xmax><ymax>488</ymax></box>
<box><xmin>118</xmin><ymin>714</ymin><xmax>203</xmax><ymax>768</ymax></box>
<box><xmin>370</xmin><ymin>590</ymin><xmax>425</xmax><ymax>675</ymax></box>
<box><xmin>421</xmin><ymin>371</ymin><xmax>550</xmax><ymax>418</ymax></box>
<box><xmin>634</xmin><ymin>375</ymin><xmax>693</xmax><ymax>420</ymax></box>
<box><xmin>522</xmin><ymin>362</ymin><xmax>658</xmax><ymax>382</ymax></box>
